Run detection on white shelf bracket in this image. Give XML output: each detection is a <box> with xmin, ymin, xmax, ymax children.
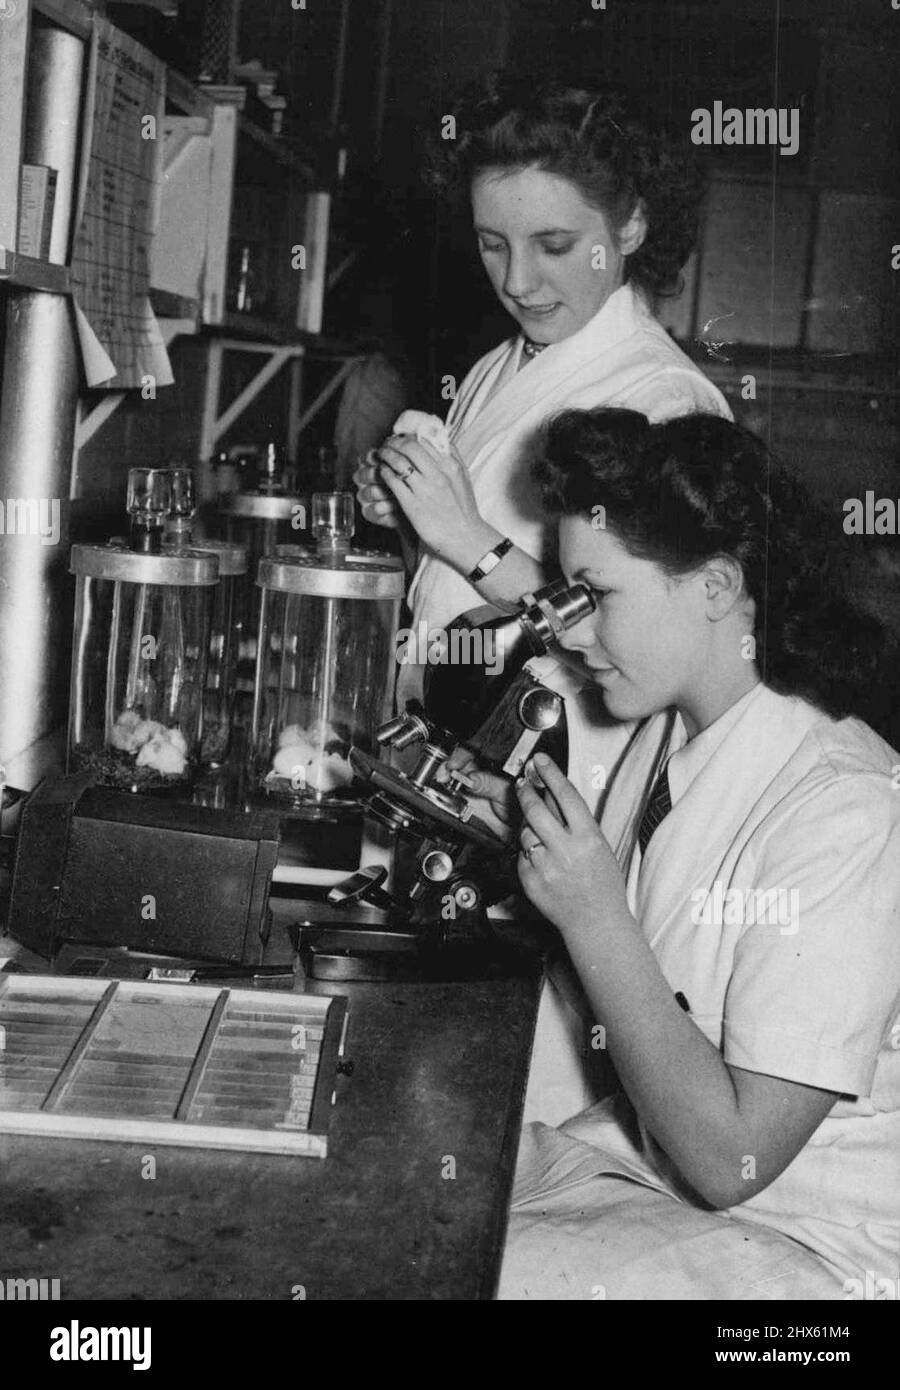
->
<box><xmin>200</xmin><ymin>340</ymin><xmax>305</xmax><ymax>458</ymax></box>
<box><xmin>75</xmin><ymin>392</ymin><xmax>128</xmax><ymax>453</ymax></box>
<box><xmin>294</xmin><ymin>356</ymin><xmax>363</xmax><ymax>437</ymax></box>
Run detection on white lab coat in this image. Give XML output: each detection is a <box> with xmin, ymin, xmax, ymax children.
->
<box><xmin>499</xmin><ymin>683</ymin><xmax>900</xmax><ymax>1297</ymax></box>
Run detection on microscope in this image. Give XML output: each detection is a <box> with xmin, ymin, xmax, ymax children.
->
<box><xmin>294</xmin><ymin>579</ymin><xmax>595</xmax><ymax>979</ymax></box>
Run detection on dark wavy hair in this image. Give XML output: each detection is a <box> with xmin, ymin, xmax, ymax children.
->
<box><xmin>427</xmin><ymin>73</ymin><xmax>705</xmax><ymax>297</ymax></box>
<box><xmin>534</xmin><ymin>408</ymin><xmax>888</xmax><ymax>726</ymax></box>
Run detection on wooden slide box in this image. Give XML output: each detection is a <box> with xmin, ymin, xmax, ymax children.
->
<box><xmin>0</xmin><ymin>974</ymin><xmax>347</xmax><ymax>1158</ymax></box>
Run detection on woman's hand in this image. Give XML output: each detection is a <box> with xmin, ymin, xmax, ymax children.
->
<box><xmin>374</xmin><ymin>435</ymin><xmax>493</xmax><ymax>568</ymax></box>
<box><xmin>438</xmin><ymin>747</ymin><xmax>518</xmax><ymax>842</ymax></box>
<box><xmin>516</xmin><ymin>752</ymin><xmax>628</xmax><ymax>931</ymax></box>
<box><xmin>353</xmin><ymin>451</ymin><xmax>404</xmax><ymax>530</ymax></box>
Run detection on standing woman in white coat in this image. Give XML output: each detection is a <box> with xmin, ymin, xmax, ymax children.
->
<box><xmin>477</xmin><ymin>407</ymin><xmax>900</xmax><ymax>1298</ymax></box>
<box><xmin>354</xmin><ymin>74</ymin><xmax>730</xmax><ymax>786</ymax></box>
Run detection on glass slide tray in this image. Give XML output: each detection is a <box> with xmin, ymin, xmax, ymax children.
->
<box><xmin>0</xmin><ymin>974</ymin><xmax>347</xmax><ymax>1157</ymax></box>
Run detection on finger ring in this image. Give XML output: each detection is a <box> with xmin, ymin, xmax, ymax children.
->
<box><xmin>386</xmin><ymin>461</ymin><xmax>414</xmax><ymax>480</ymax></box>
<box><xmin>520</xmin><ymin>838</ymin><xmax>543</xmax><ymax>860</ymax></box>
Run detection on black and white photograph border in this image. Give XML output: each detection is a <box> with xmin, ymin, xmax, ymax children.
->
<box><xmin>0</xmin><ymin>0</ymin><xmax>897</xmax><ymax>1348</ymax></box>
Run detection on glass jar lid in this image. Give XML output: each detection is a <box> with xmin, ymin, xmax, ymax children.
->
<box><xmin>170</xmin><ymin>538</ymin><xmax>248</xmax><ymax>576</ymax></box>
<box><xmin>70</xmin><ymin>543</ymin><xmax>219</xmax><ymax>586</ymax></box>
<box><xmin>257</xmin><ymin>551</ymin><xmax>404</xmax><ymax>599</ymax></box>
<box><xmin>220</xmin><ymin>494</ymin><xmax>305</xmax><ymax>522</ymax></box>
<box><xmin>274</xmin><ymin>543</ymin><xmax>397</xmax><ymax>567</ymax></box>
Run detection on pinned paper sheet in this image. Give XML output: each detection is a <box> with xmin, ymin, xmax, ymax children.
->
<box><xmin>69</xmin><ymin>18</ymin><xmax>173</xmax><ymax>390</ymax></box>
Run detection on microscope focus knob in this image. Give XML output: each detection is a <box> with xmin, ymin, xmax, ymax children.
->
<box><xmin>517</xmin><ymin>686</ymin><xmax>564</xmax><ymax>732</ymax></box>
<box><xmin>421</xmin><ymin>850</ymin><xmax>454</xmax><ymax>882</ymax></box>
<box><xmin>452</xmin><ymin>883</ymin><xmax>480</xmax><ymax>912</ymax></box>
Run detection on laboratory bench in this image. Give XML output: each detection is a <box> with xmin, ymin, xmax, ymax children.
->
<box><xmin>0</xmin><ymin>922</ymin><xmax>542</xmax><ymax>1301</ymax></box>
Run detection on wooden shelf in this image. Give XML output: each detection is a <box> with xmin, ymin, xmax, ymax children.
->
<box><xmin>166</xmin><ymin>67</ymin><xmax>217</xmax><ymax>119</ymax></box>
<box><xmin>210</xmin><ymin>316</ymin><xmax>376</xmax><ymax>359</ymax></box>
<box><xmin>158</xmin><ymin>316</ymin><xmax>198</xmax><ymax>346</ymax></box>
<box><xmin>237</xmin><ymin>115</ymin><xmax>314</xmax><ymax>179</ymax></box>
<box><xmin>218</xmin><ymin>311</ymin><xmax>298</xmax><ymax>342</ymax></box>
<box><xmin>0</xmin><ymin>251</ymin><xmax>71</xmax><ymax>295</ymax></box>
<box><xmin>149</xmin><ymin>286</ymin><xmax>199</xmax><ymax>320</ymax></box>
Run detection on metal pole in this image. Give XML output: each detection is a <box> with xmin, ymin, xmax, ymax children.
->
<box><xmin>287</xmin><ymin>356</ymin><xmax>305</xmax><ymax>466</ymax></box>
<box><xmin>330</xmin><ymin>0</ymin><xmax>351</xmax><ymax>135</ymax></box>
<box><xmin>0</xmin><ymin>25</ymin><xmax>84</xmax><ymax>771</ymax></box>
<box><xmin>24</xmin><ymin>24</ymin><xmax>84</xmax><ymax>262</ymax></box>
<box><xmin>373</xmin><ymin>0</ymin><xmax>394</xmax><ymax>161</ymax></box>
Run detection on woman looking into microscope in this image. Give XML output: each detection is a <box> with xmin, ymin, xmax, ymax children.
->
<box><xmin>461</xmin><ymin>407</ymin><xmax>900</xmax><ymax>1298</ymax></box>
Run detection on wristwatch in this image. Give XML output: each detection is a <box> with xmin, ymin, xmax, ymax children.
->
<box><xmin>467</xmin><ymin>536</ymin><xmax>514</xmax><ymax>583</ymax></box>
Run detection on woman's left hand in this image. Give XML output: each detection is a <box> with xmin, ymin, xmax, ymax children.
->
<box><xmin>375</xmin><ymin>435</ymin><xmax>488</xmax><ymax>567</ymax></box>
<box><xmin>516</xmin><ymin>753</ymin><xmax>628</xmax><ymax>932</ymax></box>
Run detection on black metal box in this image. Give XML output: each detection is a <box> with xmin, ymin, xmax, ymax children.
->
<box><xmin>5</xmin><ymin>775</ymin><xmax>281</xmax><ymax>965</ymax></box>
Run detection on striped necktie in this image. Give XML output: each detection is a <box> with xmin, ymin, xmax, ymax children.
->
<box><xmin>638</xmin><ymin>762</ymin><xmax>672</xmax><ymax>857</ymax></box>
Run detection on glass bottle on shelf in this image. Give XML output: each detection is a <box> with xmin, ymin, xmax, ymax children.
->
<box><xmin>233</xmin><ymin>244</ymin><xmax>255</xmax><ymax>313</ymax></box>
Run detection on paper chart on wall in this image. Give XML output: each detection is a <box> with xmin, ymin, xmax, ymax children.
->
<box><xmin>69</xmin><ymin>18</ymin><xmax>173</xmax><ymax>390</ymax></box>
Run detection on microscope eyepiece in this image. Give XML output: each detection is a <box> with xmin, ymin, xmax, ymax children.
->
<box><xmin>518</xmin><ymin>580</ymin><xmax>595</xmax><ymax>654</ymax></box>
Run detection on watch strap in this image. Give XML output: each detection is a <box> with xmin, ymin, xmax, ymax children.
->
<box><xmin>467</xmin><ymin>536</ymin><xmax>514</xmax><ymax>583</ymax></box>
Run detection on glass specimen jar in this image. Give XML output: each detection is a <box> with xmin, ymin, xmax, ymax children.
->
<box><xmin>248</xmin><ymin>494</ymin><xmax>404</xmax><ymax>816</ymax></box>
<box><xmin>194</xmin><ymin>539</ymin><xmax>248</xmax><ymax>767</ymax></box>
<box><xmin>219</xmin><ymin>489</ymin><xmax>308</xmax><ymax>718</ymax></box>
<box><xmin>68</xmin><ymin>544</ymin><xmax>218</xmax><ymax>792</ymax></box>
